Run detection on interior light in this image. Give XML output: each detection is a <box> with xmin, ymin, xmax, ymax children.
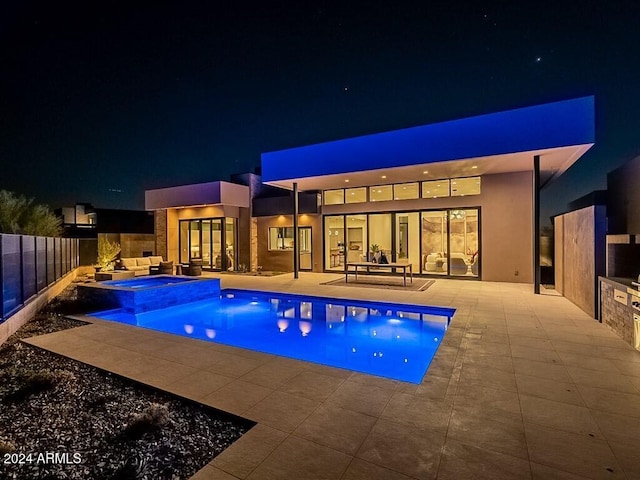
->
<box><xmin>381</xmin><ymin>175</ymin><xmax>387</xmax><ymax>179</ymax></box>
<box><xmin>345</xmin><ymin>179</ymin><xmax>350</xmax><ymax>183</ymax></box>
<box><xmin>423</xmin><ymin>170</ymin><xmax>429</xmax><ymax>174</ymax></box>
<box><xmin>472</xmin><ymin>166</ymin><xmax>478</xmax><ymax>169</ymax></box>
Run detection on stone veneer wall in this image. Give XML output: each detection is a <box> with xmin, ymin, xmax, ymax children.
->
<box><xmin>155</xmin><ymin>210</ymin><xmax>168</xmax><ymax>260</ymax></box>
<box><xmin>600</xmin><ymin>280</ymin><xmax>635</xmax><ymax>347</ymax></box>
<box><xmin>250</xmin><ymin>217</ymin><xmax>258</xmax><ymax>272</ymax></box>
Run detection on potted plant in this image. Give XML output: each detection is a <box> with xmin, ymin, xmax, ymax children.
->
<box><xmin>368</xmin><ymin>244</ymin><xmax>379</xmax><ymax>262</ymax></box>
<box><xmin>96</xmin><ymin>236</ymin><xmax>121</xmax><ymax>272</ymax></box>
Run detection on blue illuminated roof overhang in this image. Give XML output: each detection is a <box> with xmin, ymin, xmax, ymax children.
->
<box><xmin>261</xmin><ymin>96</ymin><xmax>594</xmax><ymax>190</ymax></box>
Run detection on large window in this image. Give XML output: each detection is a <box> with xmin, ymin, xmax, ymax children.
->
<box><xmin>393</xmin><ymin>183</ymin><xmax>419</xmax><ymax>200</ymax></box>
<box><xmin>370</xmin><ymin>185</ymin><xmax>393</xmax><ymax>202</ymax></box>
<box><xmin>269</xmin><ymin>227</ymin><xmax>294</xmax><ymax>250</ymax></box>
<box><xmin>345</xmin><ymin>187</ymin><xmax>366</xmax><ymax>203</ymax></box>
<box><xmin>324</xmin><ymin>190</ymin><xmax>344</xmax><ymax>205</ymax></box>
<box><xmin>421</xmin><ymin>180</ymin><xmax>450</xmax><ymax>198</ymax></box>
<box><xmin>451</xmin><ymin>177</ymin><xmax>481</xmax><ymax>196</ymax></box>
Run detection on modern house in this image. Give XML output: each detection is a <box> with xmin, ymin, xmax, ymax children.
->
<box><xmin>145</xmin><ymin>96</ymin><xmax>595</xmax><ymax>285</ymax></box>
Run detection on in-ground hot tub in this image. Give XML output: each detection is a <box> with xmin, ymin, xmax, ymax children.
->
<box><xmin>78</xmin><ymin>275</ymin><xmax>220</xmax><ymax>314</ymax></box>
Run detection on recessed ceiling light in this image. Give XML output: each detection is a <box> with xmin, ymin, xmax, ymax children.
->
<box><xmin>472</xmin><ymin>166</ymin><xmax>478</xmax><ymax>169</ymax></box>
<box><xmin>423</xmin><ymin>170</ymin><xmax>429</xmax><ymax>174</ymax></box>
<box><xmin>381</xmin><ymin>175</ymin><xmax>387</xmax><ymax>179</ymax></box>
<box><xmin>345</xmin><ymin>179</ymin><xmax>349</xmax><ymax>183</ymax></box>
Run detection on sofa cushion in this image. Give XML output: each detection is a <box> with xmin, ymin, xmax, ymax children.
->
<box><xmin>121</xmin><ymin>258</ymin><xmax>137</xmax><ymax>269</ymax></box>
<box><xmin>136</xmin><ymin>257</ymin><xmax>152</xmax><ymax>266</ymax></box>
<box><xmin>148</xmin><ymin>256</ymin><xmax>163</xmax><ymax>265</ymax></box>
<box><xmin>128</xmin><ymin>265</ymin><xmax>148</xmax><ymax>271</ymax></box>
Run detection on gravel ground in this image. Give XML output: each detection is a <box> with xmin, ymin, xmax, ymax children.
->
<box><xmin>0</xmin><ymin>286</ymin><xmax>254</xmax><ymax>480</ymax></box>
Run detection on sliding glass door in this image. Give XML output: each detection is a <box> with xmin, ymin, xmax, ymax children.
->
<box><xmin>421</xmin><ymin>209</ymin><xmax>479</xmax><ymax>277</ymax></box>
<box><xmin>322</xmin><ymin>209</ymin><xmax>480</xmax><ymax>277</ymax></box>
<box><xmin>179</xmin><ymin>217</ymin><xmax>236</xmax><ymax>271</ymax></box>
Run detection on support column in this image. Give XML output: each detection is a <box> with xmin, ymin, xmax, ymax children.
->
<box><xmin>533</xmin><ymin>155</ymin><xmax>541</xmax><ymax>294</ymax></box>
<box><xmin>293</xmin><ymin>182</ymin><xmax>299</xmax><ymax>279</ymax></box>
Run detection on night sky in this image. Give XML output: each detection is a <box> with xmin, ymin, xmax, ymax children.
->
<box><xmin>2</xmin><ymin>1</ymin><xmax>639</xmax><ymax>224</ymax></box>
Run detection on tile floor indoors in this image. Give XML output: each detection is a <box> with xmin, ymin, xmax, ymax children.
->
<box><xmin>24</xmin><ymin>272</ymin><xmax>640</xmax><ymax>480</ymax></box>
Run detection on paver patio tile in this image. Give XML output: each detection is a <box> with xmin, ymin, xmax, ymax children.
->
<box><xmin>191</xmin><ymin>465</ymin><xmax>242</xmax><ymax>480</ymax></box>
<box><xmin>293</xmin><ymin>404</ymin><xmax>376</xmax><ymax>455</ymax></box>
<box><xmin>212</xmin><ymin>424</ymin><xmax>287</xmax><ymax>479</ymax></box>
<box><xmin>512</xmin><ymin>357</ymin><xmax>572</xmax><ymax>383</ymax></box>
<box><xmin>244</xmin><ymin>390</ymin><xmax>320</xmax><ymax>432</ymax></box>
<box><xmin>566</xmin><ymin>365</ymin><xmax>639</xmax><ymax>393</ymax></box>
<box><xmin>524</xmin><ymin>423</ymin><xmax>625</xmax><ymax>480</ymax></box>
<box><xmin>519</xmin><ymin>394</ymin><xmax>602</xmax><ymax>438</ymax></box>
<box><xmin>510</xmin><ymin>344</ymin><xmax>562</xmax><ymax>363</ymax></box>
<box><xmin>515</xmin><ymin>373</ymin><xmax>584</xmax><ymax>406</ymax></box>
<box><xmin>357</xmin><ymin>418</ymin><xmax>444</xmax><ymax>479</ymax></box>
<box><xmin>164</xmin><ymin>369</ymin><xmax>234</xmax><ymax>400</ymax></box>
<box><xmin>201</xmin><ymin>380</ymin><xmax>273</xmax><ymax>416</ymax></box>
<box><xmin>247</xmin><ymin>436</ymin><xmax>351</xmax><ymax>480</ymax></box>
<box><xmin>458</xmin><ymin>363</ymin><xmax>517</xmax><ymax>392</ymax></box>
<box><xmin>530</xmin><ymin>462</ymin><xmax>593</xmax><ymax>480</ymax></box>
<box><xmin>437</xmin><ymin>438</ymin><xmax>531</xmax><ymax>480</ymax></box>
<box><xmin>341</xmin><ymin>458</ymin><xmax>414</xmax><ymax>480</ymax></box>
<box><xmin>448</xmin><ymin>404</ymin><xmax>528</xmax><ymax>459</ymax></box>
<box><xmin>380</xmin><ymin>391</ymin><xmax>452</xmax><ymax>433</ymax></box>
<box><xmin>577</xmin><ymin>384</ymin><xmax>640</xmax><ymax>419</ymax></box>
<box><xmin>325</xmin><ymin>381</ymin><xmax>394</xmax><ymax>417</ymax></box>
<box><xmin>280</xmin><ymin>370</ymin><xmax>345</xmax><ymax>401</ymax></box>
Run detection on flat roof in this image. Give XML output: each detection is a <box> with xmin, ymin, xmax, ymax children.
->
<box><xmin>261</xmin><ymin>96</ymin><xmax>595</xmax><ymax>190</ymax></box>
<box><xmin>145</xmin><ymin>181</ymin><xmax>250</xmax><ymax>210</ymax></box>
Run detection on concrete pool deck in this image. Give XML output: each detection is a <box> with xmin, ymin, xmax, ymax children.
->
<box><xmin>24</xmin><ymin>273</ymin><xmax>640</xmax><ymax>479</ymax></box>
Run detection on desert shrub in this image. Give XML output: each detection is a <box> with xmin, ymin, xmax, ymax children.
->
<box><xmin>123</xmin><ymin>403</ymin><xmax>170</xmax><ymax>440</ymax></box>
<box><xmin>0</xmin><ymin>438</ymin><xmax>16</xmax><ymax>455</ymax></box>
<box><xmin>5</xmin><ymin>369</ymin><xmax>76</xmax><ymax>403</ymax></box>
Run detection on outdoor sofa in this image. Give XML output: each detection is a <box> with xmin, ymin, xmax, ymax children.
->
<box><xmin>117</xmin><ymin>256</ymin><xmax>164</xmax><ymax>276</ymax></box>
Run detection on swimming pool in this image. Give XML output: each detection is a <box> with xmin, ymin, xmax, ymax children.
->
<box><xmin>90</xmin><ymin>289</ymin><xmax>455</xmax><ymax>383</ymax></box>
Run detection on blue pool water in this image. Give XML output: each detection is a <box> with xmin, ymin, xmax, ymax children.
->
<box><xmin>90</xmin><ymin>289</ymin><xmax>455</xmax><ymax>383</ymax></box>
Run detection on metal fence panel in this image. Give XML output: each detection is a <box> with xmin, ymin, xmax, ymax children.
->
<box><xmin>22</xmin><ymin>236</ymin><xmax>37</xmax><ymax>301</ymax></box>
<box><xmin>1</xmin><ymin>234</ymin><xmax>22</xmax><ymax>318</ymax></box>
<box><xmin>46</xmin><ymin>237</ymin><xmax>55</xmax><ymax>285</ymax></box>
<box><xmin>36</xmin><ymin>237</ymin><xmax>47</xmax><ymax>292</ymax></box>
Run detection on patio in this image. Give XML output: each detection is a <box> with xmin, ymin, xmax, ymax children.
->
<box><xmin>25</xmin><ymin>273</ymin><xmax>640</xmax><ymax>479</ymax></box>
